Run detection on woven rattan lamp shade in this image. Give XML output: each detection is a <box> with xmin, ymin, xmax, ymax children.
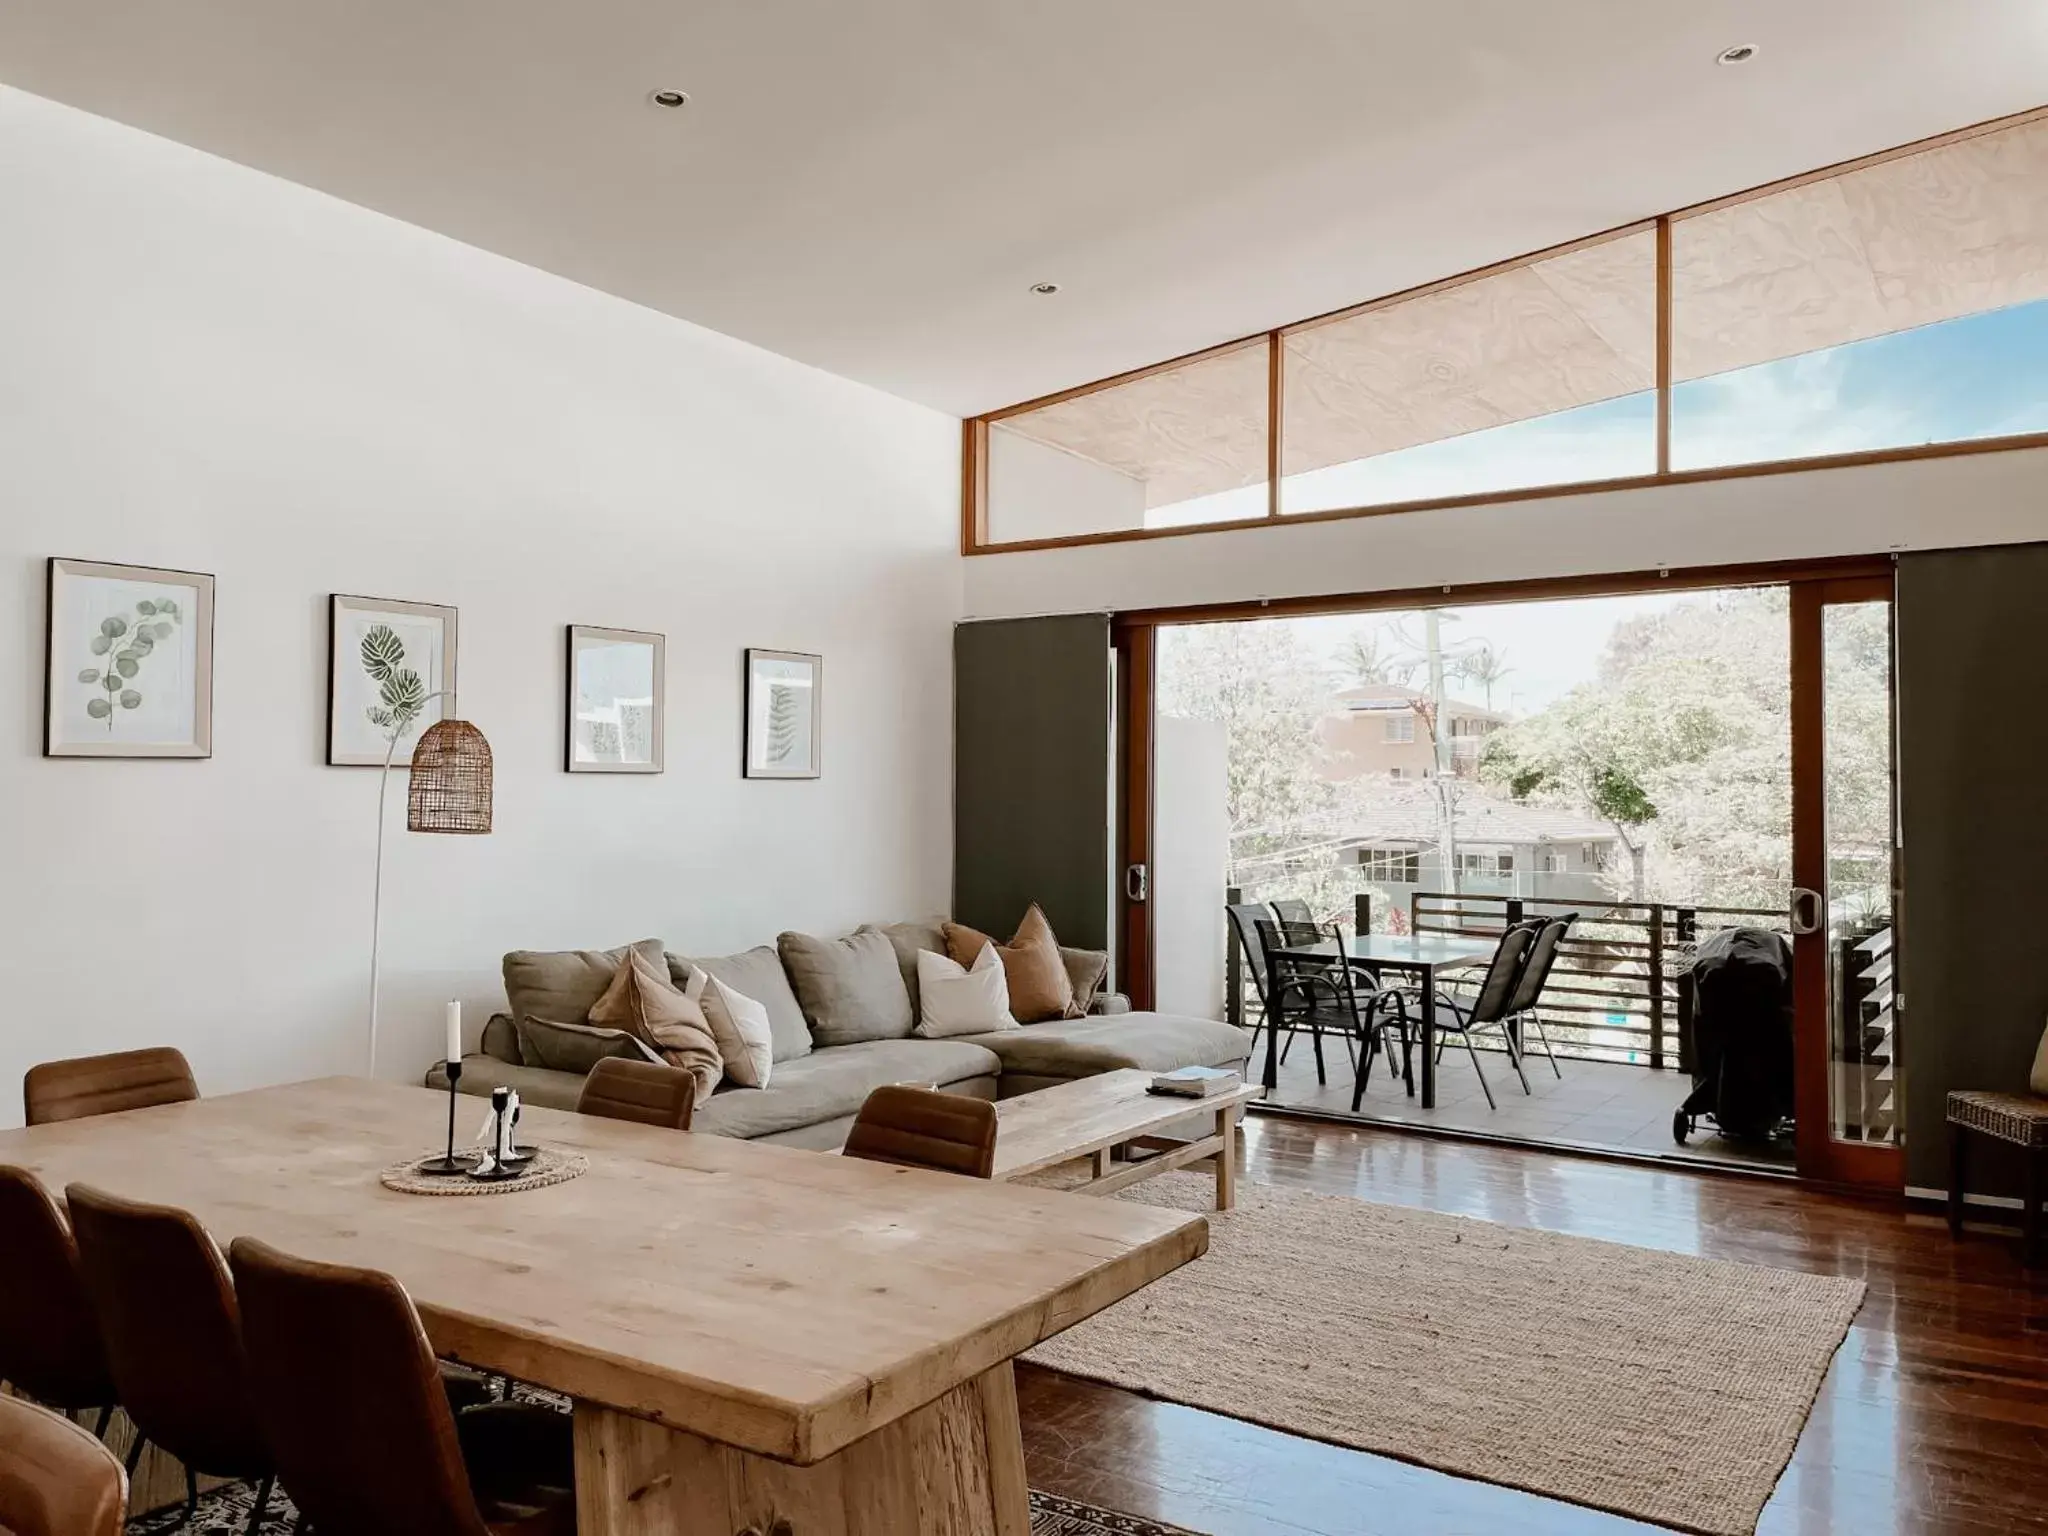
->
<box><xmin>406</xmin><ymin>719</ymin><xmax>493</xmax><ymax>834</ymax></box>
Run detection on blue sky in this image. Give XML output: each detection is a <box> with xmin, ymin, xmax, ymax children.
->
<box><xmin>1152</xmin><ymin>299</ymin><xmax>2048</xmax><ymax>523</ymax></box>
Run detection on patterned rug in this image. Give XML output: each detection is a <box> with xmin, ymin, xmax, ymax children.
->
<box><xmin>178</xmin><ymin>1477</ymin><xmax>1202</xmax><ymax>1535</ymax></box>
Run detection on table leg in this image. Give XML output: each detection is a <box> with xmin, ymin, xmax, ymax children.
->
<box><xmin>575</xmin><ymin>1362</ymin><xmax>1032</xmax><ymax>1535</ymax></box>
<box><xmin>1214</xmin><ymin>1104</ymin><xmax>1239</xmax><ymax>1211</ymax></box>
<box><xmin>1093</xmin><ymin>1146</ymin><xmax>1114</xmax><ymax>1180</ymax></box>
<box><xmin>1419</xmin><ymin>974</ymin><xmax>1437</xmax><ymax>1110</ymax></box>
<box><xmin>1261</xmin><ymin>974</ymin><xmax>1280</xmax><ymax>1092</ymax></box>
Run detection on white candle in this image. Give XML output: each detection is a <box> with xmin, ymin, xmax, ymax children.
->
<box><xmin>446</xmin><ymin>1000</ymin><xmax>463</xmax><ymax>1064</ymax></box>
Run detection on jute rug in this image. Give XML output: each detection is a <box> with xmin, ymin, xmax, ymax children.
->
<box><xmin>185</xmin><ymin>1478</ymin><xmax>1205</xmax><ymax>1535</ymax></box>
<box><xmin>1024</xmin><ymin>1172</ymin><xmax>1864</xmax><ymax>1536</ymax></box>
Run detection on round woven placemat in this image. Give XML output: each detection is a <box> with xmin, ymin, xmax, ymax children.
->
<box><xmin>379</xmin><ymin>1146</ymin><xmax>588</xmax><ymax>1197</ymax></box>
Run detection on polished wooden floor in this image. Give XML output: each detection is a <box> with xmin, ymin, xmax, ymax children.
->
<box><xmin>1267</xmin><ymin>1044</ymin><xmax>1794</xmax><ymax>1172</ymax></box>
<box><xmin>1019</xmin><ymin>1116</ymin><xmax>2048</xmax><ymax>1536</ymax></box>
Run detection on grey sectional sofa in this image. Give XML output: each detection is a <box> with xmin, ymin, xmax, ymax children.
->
<box><xmin>425</xmin><ymin>918</ymin><xmax>1251</xmax><ymax>1151</ymax></box>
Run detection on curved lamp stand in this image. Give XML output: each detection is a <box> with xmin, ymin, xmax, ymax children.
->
<box><xmin>366</xmin><ymin>690</ymin><xmax>454</xmax><ymax>1078</ymax></box>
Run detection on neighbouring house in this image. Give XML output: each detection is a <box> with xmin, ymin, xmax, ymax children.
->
<box><xmin>1319</xmin><ymin>785</ymin><xmax>1620</xmax><ymax>902</ymax></box>
<box><xmin>1315</xmin><ymin>684</ymin><xmax>1509</xmax><ymax>784</ymax></box>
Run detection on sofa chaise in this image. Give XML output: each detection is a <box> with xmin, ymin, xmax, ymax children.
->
<box><xmin>427</xmin><ymin>918</ymin><xmax>1251</xmax><ymax>1151</ymax></box>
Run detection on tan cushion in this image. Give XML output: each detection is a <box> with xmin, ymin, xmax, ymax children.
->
<box><xmin>588</xmin><ymin>948</ymin><xmax>723</xmax><ymax>1108</ymax></box>
<box><xmin>777</xmin><ymin>929</ymin><xmax>915</xmax><ymax>1047</ymax></box>
<box><xmin>516</xmin><ymin>1016</ymin><xmax>661</xmax><ymax>1076</ymax></box>
<box><xmin>944</xmin><ymin>905</ymin><xmax>1077</xmax><ymax>1023</ymax></box>
<box><xmin>503</xmin><ymin>940</ymin><xmax>665</xmax><ymax>1033</ymax></box>
<box><xmin>957</xmin><ymin>1011</ymin><xmax>1253</xmax><ymax>1083</ymax></box>
<box><xmin>2032</xmin><ymin>1018</ymin><xmax>2048</xmax><ymax>1097</ymax></box>
<box><xmin>667</xmin><ymin>946</ymin><xmax>812</xmax><ymax>1063</ymax></box>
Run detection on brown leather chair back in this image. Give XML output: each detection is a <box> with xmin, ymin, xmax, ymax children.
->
<box><xmin>575</xmin><ymin>1057</ymin><xmax>696</xmax><ymax>1131</ymax></box>
<box><xmin>0</xmin><ymin>1396</ymin><xmax>126</xmax><ymax>1536</ymax></box>
<box><xmin>65</xmin><ymin>1183</ymin><xmax>270</xmax><ymax>1481</ymax></box>
<box><xmin>24</xmin><ymin>1047</ymin><xmax>198</xmax><ymax>1126</ymax></box>
<box><xmin>229</xmin><ymin>1236</ymin><xmax>494</xmax><ymax>1536</ymax></box>
<box><xmin>843</xmin><ymin>1086</ymin><xmax>999</xmax><ymax>1178</ymax></box>
<box><xmin>0</xmin><ymin>1167</ymin><xmax>114</xmax><ymax>1412</ymax></box>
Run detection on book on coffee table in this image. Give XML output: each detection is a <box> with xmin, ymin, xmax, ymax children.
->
<box><xmin>1148</xmin><ymin>1066</ymin><xmax>1244</xmax><ymax>1099</ymax></box>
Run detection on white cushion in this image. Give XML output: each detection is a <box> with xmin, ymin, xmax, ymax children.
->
<box><xmin>914</xmin><ymin>944</ymin><xmax>1018</xmax><ymax>1039</ymax></box>
<box><xmin>2032</xmin><ymin>1015</ymin><xmax>2048</xmax><ymax>1097</ymax></box>
<box><xmin>686</xmin><ymin>965</ymin><xmax>774</xmax><ymax>1089</ymax></box>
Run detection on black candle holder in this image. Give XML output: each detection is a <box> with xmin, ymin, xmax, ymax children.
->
<box><xmin>414</xmin><ymin>1059</ymin><xmax>480</xmax><ymax>1177</ymax></box>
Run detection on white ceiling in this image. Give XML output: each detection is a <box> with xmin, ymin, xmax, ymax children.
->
<box><xmin>2</xmin><ymin>1</ymin><xmax>2044</xmax><ymax>417</ymax></box>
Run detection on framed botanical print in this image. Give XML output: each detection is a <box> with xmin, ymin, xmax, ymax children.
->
<box><xmin>567</xmin><ymin>625</ymin><xmax>665</xmax><ymax>773</ymax></box>
<box><xmin>45</xmin><ymin>558</ymin><xmax>215</xmax><ymax>759</ymax></box>
<box><xmin>743</xmin><ymin>648</ymin><xmax>821</xmax><ymax>779</ymax></box>
<box><xmin>328</xmin><ymin>595</ymin><xmax>458</xmax><ymax>766</ymax></box>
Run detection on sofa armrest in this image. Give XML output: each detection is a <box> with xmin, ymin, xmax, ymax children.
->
<box><xmin>480</xmin><ymin>1011</ymin><xmax>523</xmax><ymax>1065</ymax></box>
<box><xmin>1091</xmin><ymin>992</ymin><xmax>1133</xmax><ymax>1016</ymax></box>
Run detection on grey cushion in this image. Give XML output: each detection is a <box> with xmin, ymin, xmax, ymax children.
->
<box><xmin>778</xmin><ymin>929</ymin><xmax>915</xmax><ymax>1047</ymax></box>
<box><xmin>667</xmin><ymin>946</ymin><xmax>812</xmax><ymax>1063</ymax></box>
<box><xmin>517</xmin><ymin>1016</ymin><xmax>662</xmax><ymax>1076</ymax></box>
<box><xmin>958</xmin><ymin>1011</ymin><xmax>1252</xmax><ymax>1084</ymax></box>
<box><xmin>693</xmin><ymin>1038</ymin><xmax>1001</xmax><ymax>1141</ymax></box>
<box><xmin>503</xmin><ymin>940</ymin><xmax>664</xmax><ymax>1032</ymax></box>
<box><xmin>1059</xmin><ymin>947</ymin><xmax>1110</xmax><ymax>1010</ymax></box>
<box><xmin>479</xmin><ymin>1012</ymin><xmax>523</xmax><ymax>1066</ymax></box>
<box><xmin>861</xmin><ymin>919</ymin><xmax>948</xmax><ymax>1015</ymax></box>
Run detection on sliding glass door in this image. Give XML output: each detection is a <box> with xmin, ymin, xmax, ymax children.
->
<box><xmin>1790</xmin><ymin>577</ymin><xmax>1902</xmax><ymax>1188</ymax></box>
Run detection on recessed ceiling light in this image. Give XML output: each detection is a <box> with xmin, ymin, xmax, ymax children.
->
<box><xmin>1716</xmin><ymin>43</ymin><xmax>1758</xmax><ymax>66</ymax></box>
<box><xmin>1029</xmin><ymin>281</ymin><xmax>1061</xmax><ymax>296</ymax></box>
<box><xmin>648</xmin><ymin>88</ymin><xmax>690</xmax><ymax>108</ymax></box>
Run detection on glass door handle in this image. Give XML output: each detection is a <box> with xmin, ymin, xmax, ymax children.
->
<box><xmin>1789</xmin><ymin>887</ymin><xmax>1824</xmax><ymax>936</ymax></box>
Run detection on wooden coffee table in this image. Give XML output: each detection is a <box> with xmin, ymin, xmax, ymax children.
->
<box><xmin>992</xmin><ymin>1068</ymin><xmax>1262</xmax><ymax>1210</ymax></box>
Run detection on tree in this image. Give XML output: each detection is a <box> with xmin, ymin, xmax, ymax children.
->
<box><xmin>1455</xmin><ymin>643</ymin><xmax>1513</xmax><ymax>709</ymax></box>
<box><xmin>1334</xmin><ymin>631</ymin><xmax>1414</xmax><ymax>689</ymax></box>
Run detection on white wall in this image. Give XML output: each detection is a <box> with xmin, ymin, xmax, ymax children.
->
<box><xmin>0</xmin><ymin>87</ymin><xmax>963</xmax><ymax>1123</ymax></box>
<box><xmin>962</xmin><ymin>447</ymin><xmax>2048</xmax><ymax>618</ymax></box>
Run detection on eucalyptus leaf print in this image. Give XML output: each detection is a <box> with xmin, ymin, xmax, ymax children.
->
<box><xmin>80</xmin><ymin>600</ymin><xmax>181</xmax><ymax>732</ymax></box>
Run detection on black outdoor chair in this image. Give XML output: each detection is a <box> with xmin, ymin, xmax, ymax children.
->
<box><xmin>1426</xmin><ymin>922</ymin><xmax>1539</xmax><ymax>1110</ymax></box>
<box><xmin>1256</xmin><ymin>918</ymin><xmax>1408</xmax><ymax>1095</ymax></box>
<box><xmin>1227</xmin><ymin>902</ymin><xmax>1279</xmax><ymax>1064</ymax></box>
<box><xmin>1501</xmin><ymin>913</ymin><xmax>1575</xmax><ymax>1079</ymax></box>
<box><xmin>1269</xmin><ymin>898</ymin><xmax>1316</xmax><ymax>927</ymax></box>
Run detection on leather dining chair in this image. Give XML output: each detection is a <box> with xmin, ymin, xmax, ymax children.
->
<box><xmin>0</xmin><ymin>1167</ymin><xmax>117</xmax><ymax>1436</ymax></box>
<box><xmin>229</xmin><ymin>1235</ymin><xmax>575</xmax><ymax>1536</ymax></box>
<box><xmin>0</xmin><ymin>1395</ymin><xmax>127</xmax><ymax>1536</ymax></box>
<box><xmin>64</xmin><ymin>1184</ymin><xmax>276</xmax><ymax>1533</ymax></box>
<box><xmin>574</xmin><ymin>1057</ymin><xmax>696</xmax><ymax>1131</ymax></box>
<box><xmin>24</xmin><ymin>1047</ymin><xmax>198</xmax><ymax>1126</ymax></box>
<box><xmin>842</xmin><ymin>1086</ymin><xmax>999</xmax><ymax>1178</ymax></box>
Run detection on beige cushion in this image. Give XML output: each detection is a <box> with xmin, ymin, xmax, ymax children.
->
<box><xmin>944</xmin><ymin>905</ymin><xmax>1077</xmax><ymax>1023</ymax></box>
<box><xmin>693</xmin><ymin>1038</ymin><xmax>1000</xmax><ymax>1141</ymax></box>
<box><xmin>589</xmin><ymin>948</ymin><xmax>723</xmax><ymax>1108</ymax></box>
<box><xmin>516</xmin><ymin>1016</ymin><xmax>662</xmax><ymax>1076</ymax></box>
<box><xmin>667</xmin><ymin>946</ymin><xmax>812</xmax><ymax>1063</ymax></box>
<box><xmin>915</xmin><ymin>944</ymin><xmax>1018</xmax><ymax>1039</ymax></box>
<box><xmin>503</xmin><ymin>939</ymin><xmax>665</xmax><ymax>1033</ymax></box>
<box><xmin>685</xmin><ymin>965</ymin><xmax>774</xmax><ymax>1089</ymax></box>
<box><xmin>2033</xmin><ymin>1018</ymin><xmax>2048</xmax><ymax>1097</ymax></box>
<box><xmin>777</xmin><ymin>929</ymin><xmax>915</xmax><ymax>1047</ymax></box>
<box><xmin>861</xmin><ymin>918</ymin><xmax>949</xmax><ymax>1015</ymax></box>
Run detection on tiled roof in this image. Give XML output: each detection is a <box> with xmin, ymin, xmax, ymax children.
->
<box><xmin>1314</xmin><ymin>785</ymin><xmax>1617</xmax><ymax>847</ymax></box>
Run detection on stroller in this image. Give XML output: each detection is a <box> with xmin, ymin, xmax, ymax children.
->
<box><xmin>1673</xmin><ymin>926</ymin><xmax>1794</xmax><ymax>1145</ymax></box>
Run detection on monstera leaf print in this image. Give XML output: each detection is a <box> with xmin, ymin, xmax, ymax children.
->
<box><xmin>360</xmin><ymin>624</ymin><xmax>427</xmax><ymax>738</ymax></box>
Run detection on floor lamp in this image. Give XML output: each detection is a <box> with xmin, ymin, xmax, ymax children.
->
<box><xmin>368</xmin><ymin>692</ymin><xmax>493</xmax><ymax>1076</ymax></box>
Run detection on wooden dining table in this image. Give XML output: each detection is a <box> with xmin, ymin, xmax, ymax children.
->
<box><xmin>0</xmin><ymin>1077</ymin><xmax>1208</xmax><ymax>1535</ymax></box>
<box><xmin>1264</xmin><ymin>932</ymin><xmax>1498</xmax><ymax>1109</ymax></box>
